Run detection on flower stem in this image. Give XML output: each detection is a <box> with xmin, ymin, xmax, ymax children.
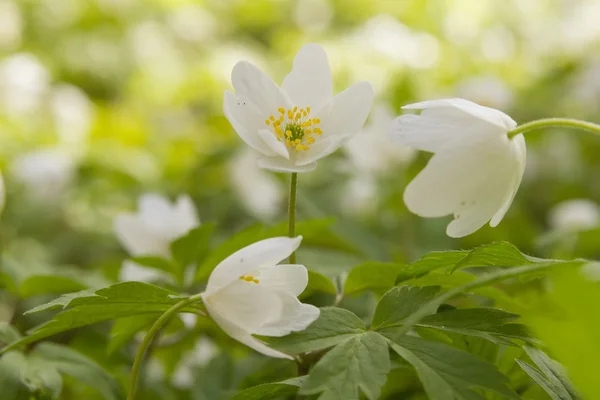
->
<box><xmin>128</xmin><ymin>293</ymin><xmax>204</xmax><ymax>400</ymax></box>
<box><xmin>508</xmin><ymin>118</ymin><xmax>600</xmax><ymax>139</ymax></box>
<box><xmin>288</xmin><ymin>173</ymin><xmax>298</xmax><ymax>264</ymax></box>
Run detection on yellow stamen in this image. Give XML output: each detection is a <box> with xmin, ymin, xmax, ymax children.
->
<box><xmin>240</xmin><ymin>275</ymin><xmax>259</xmax><ymax>284</ymax></box>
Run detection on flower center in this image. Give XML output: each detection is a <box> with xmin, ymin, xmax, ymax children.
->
<box><xmin>264</xmin><ymin>106</ymin><xmax>323</xmax><ymax>152</ymax></box>
<box><xmin>240</xmin><ymin>275</ymin><xmax>259</xmax><ymax>284</ymax></box>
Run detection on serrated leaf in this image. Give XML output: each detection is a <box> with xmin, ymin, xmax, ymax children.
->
<box><xmin>31</xmin><ymin>343</ymin><xmax>124</xmax><ymax>400</ymax></box>
<box><xmin>300</xmin><ymin>331</ymin><xmax>390</xmax><ymax>400</ymax></box>
<box><xmin>0</xmin><ymin>322</ymin><xmax>22</xmax><ymax>346</ymax></box>
<box><xmin>452</xmin><ymin>242</ymin><xmax>538</xmax><ymax>272</ymax></box>
<box><xmin>516</xmin><ymin>347</ymin><xmax>580</xmax><ymax>400</ymax></box>
<box><xmin>300</xmin><ymin>270</ymin><xmax>337</xmax><ymax>299</ymax></box>
<box><xmin>230</xmin><ymin>377</ymin><xmax>305</xmax><ymax>400</ymax></box>
<box><xmin>171</xmin><ymin>224</ymin><xmax>215</xmax><ymax>271</ymax></box>
<box><xmin>260</xmin><ymin>307</ymin><xmax>365</xmax><ymax>353</ymax></box>
<box><xmin>344</xmin><ymin>262</ymin><xmax>402</xmax><ymax>295</ymax></box>
<box><xmin>396</xmin><ymin>251</ymin><xmax>468</xmax><ymax>283</ymax></box>
<box><xmin>371</xmin><ymin>286</ymin><xmax>440</xmax><ymax>330</ymax></box>
<box><xmin>418</xmin><ymin>308</ymin><xmax>534</xmax><ymax>345</ymax></box>
<box><xmin>386</xmin><ymin>335</ymin><xmax>517</xmax><ymax>400</ymax></box>
<box><xmin>2</xmin><ymin>282</ymin><xmax>201</xmax><ymax>352</ymax></box>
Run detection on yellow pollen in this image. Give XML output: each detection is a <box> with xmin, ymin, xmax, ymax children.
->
<box><xmin>240</xmin><ymin>275</ymin><xmax>259</xmax><ymax>284</ymax></box>
<box><xmin>265</xmin><ymin>105</ymin><xmax>323</xmax><ymax>151</ymax></box>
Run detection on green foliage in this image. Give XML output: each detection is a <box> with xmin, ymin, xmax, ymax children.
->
<box><xmin>371</xmin><ymin>286</ymin><xmax>440</xmax><ymax>330</ymax></box>
<box><xmin>171</xmin><ymin>224</ymin><xmax>215</xmax><ymax>273</ymax></box>
<box><xmin>229</xmin><ymin>377</ymin><xmax>305</xmax><ymax>400</ymax></box>
<box><xmin>301</xmin><ymin>270</ymin><xmax>337</xmax><ymax>298</ymax></box>
<box><xmin>344</xmin><ymin>262</ymin><xmax>403</xmax><ymax>295</ymax></box>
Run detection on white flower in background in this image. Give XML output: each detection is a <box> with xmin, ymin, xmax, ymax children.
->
<box><xmin>224</xmin><ymin>43</ymin><xmax>374</xmax><ymax>173</ymax></box>
<box><xmin>229</xmin><ymin>148</ymin><xmax>284</xmax><ymax>220</ymax></box>
<box><xmin>342</xmin><ymin>175</ymin><xmax>378</xmax><ymax>216</ymax></box>
<box><xmin>114</xmin><ymin>193</ymin><xmax>199</xmax><ymax>282</ymax></box>
<box><xmin>391</xmin><ymin>98</ymin><xmax>526</xmax><ymax>238</ymax></box>
<box><xmin>0</xmin><ymin>1</ymin><xmax>22</xmax><ymax>50</ymax></box>
<box><xmin>293</xmin><ymin>0</ymin><xmax>332</xmax><ymax>33</ymax></box>
<box><xmin>51</xmin><ymin>84</ymin><xmax>93</xmax><ymax>153</ymax></box>
<box><xmin>202</xmin><ymin>236</ymin><xmax>319</xmax><ymax>359</ymax></box>
<box><xmin>0</xmin><ymin>53</ymin><xmax>49</xmax><ymax>116</ymax></box>
<box><xmin>345</xmin><ymin>104</ymin><xmax>416</xmax><ymax>174</ymax></box>
<box><xmin>549</xmin><ymin>199</ymin><xmax>600</xmax><ymax>232</ymax></box>
<box><xmin>11</xmin><ymin>148</ymin><xmax>75</xmax><ymax>202</ymax></box>
<box><xmin>456</xmin><ymin>76</ymin><xmax>514</xmax><ymax>110</ymax></box>
<box><xmin>172</xmin><ymin>337</ymin><xmax>219</xmax><ymax>389</ymax></box>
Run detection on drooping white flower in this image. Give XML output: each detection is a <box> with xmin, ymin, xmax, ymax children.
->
<box><xmin>11</xmin><ymin>148</ymin><xmax>75</xmax><ymax>202</ymax></box>
<box><xmin>202</xmin><ymin>236</ymin><xmax>319</xmax><ymax>359</ymax></box>
<box><xmin>549</xmin><ymin>199</ymin><xmax>600</xmax><ymax>232</ymax></box>
<box><xmin>229</xmin><ymin>148</ymin><xmax>284</xmax><ymax>220</ymax></box>
<box><xmin>224</xmin><ymin>43</ymin><xmax>374</xmax><ymax>173</ymax></box>
<box><xmin>114</xmin><ymin>193</ymin><xmax>199</xmax><ymax>282</ymax></box>
<box><xmin>391</xmin><ymin>98</ymin><xmax>526</xmax><ymax>238</ymax></box>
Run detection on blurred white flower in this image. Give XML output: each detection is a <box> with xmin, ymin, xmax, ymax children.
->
<box><xmin>229</xmin><ymin>148</ymin><xmax>284</xmax><ymax>220</ymax></box>
<box><xmin>167</xmin><ymin>4</ymin><xmax>216</xmax><ymax>43</ymax></box>
<box><xmin>224</xmin><ymin>43</ymin><xmax>374</xmax><ymax>173</ymax></box>
<box><xmin>549</xmin><ymin>199</ymin><xmax>600</xmax><ymax>232</ymax></box>
<box><xmin>202</xmin><ymin>236</ymin><xmax>319</xmax><ymax>359</ymax></box>
<box><xmin>456</xmin><ymin>76</ymin><xmax>514</xmax><ymax>110</ymax></box>
<box><xmin>345</xmin><ymin>105</ymin><xmax>415</xmax><ymax>174</ymax></box>
<box><xmin>172</xmin><ymin>337</ymin><xmax>219</xmax><ymax>389</ymax></box>
<box><xmin>51</xmin><ymin>84</ymin><xmax>93</xmax><ymax>153</ymax></box>
<box><xmin>391</xmin><ymin>98</ymin><xmax>526</xmax><ymax>238</ymax></box>
<box><xmin>293</xmin><ymin>0</ymin><xmax>332</xmax><ymax>33</ymax></box>
<box><xmin>0</xmin><ymin>53</ymin><xmax>50</xmax><ymax>116</ymax></box>
<box><xmin>11</xmin><ymin>148</ymin><xmax>75</xmax><ymax>202</ymax></box>
<box><xmin>342</xmin><ymin>175</ymin><xmax>378</xmax><ymax>216</ymax></box>
<box><xmin>0</xmin><ymin>1</ymin><xmax>22</xmax><ymax>50</ymax></box>
<box><xmin>114</xmin><ymin>194</ymin><xmax>199</xmax><ymax>282</ymax></box>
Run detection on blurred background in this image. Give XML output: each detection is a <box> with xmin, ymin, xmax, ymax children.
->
<box><xmin>1</xmin><ymin>0</ymin><xmax>600</xmax><ymax>398</ymax></box>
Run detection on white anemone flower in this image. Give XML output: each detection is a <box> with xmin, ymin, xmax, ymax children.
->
<box><xmin>391</xmin><ymin>98</ymin><xmax>526</xmax><ymax>238</ymax></box>
<box><xmin>114</xmin><ymin>193</ymin><xmax>199</xmax><ymax>282</ymax></box>
<box><xmin>549</xmin><ymin>199</ymin><xmax>600</xmax><ymax>232</ymax></box>
<box><xmin>224</xmin><ymin>43</ymin><xmax>374</xmax><ymax>173</ymax></box>
<box><xmin>202</xmin><ymin>236</ymin><xmax>319</xmax><ymax>359</ymax></box>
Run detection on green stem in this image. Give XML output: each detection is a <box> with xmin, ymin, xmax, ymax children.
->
<box><xmin>288</xmin><ymin>172</ymin><xmax>298</xmax><ymax>264</ymax></box>
<box><xmin>128</xmin><ymin>293</ymin><xmax>204</xmax><ymax>400</ymax></box>
<box><xmin>508</xmin><ymin>118</ymin><xmax>600</xmax><ymax>139</ymax></box>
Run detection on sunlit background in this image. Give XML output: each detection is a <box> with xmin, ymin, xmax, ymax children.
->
<box><xmin>1</xmin><ymin>0</ymin><xmax>600</xmax><ymax>398</ymax></box>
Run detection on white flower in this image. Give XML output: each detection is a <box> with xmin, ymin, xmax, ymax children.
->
<box><xmin>391</xmin><ymin>98</ymin><xmax>526</xmax><ymax>238</ymax></box>
<box><xmin>345</xmin><ymin>104</ymin><xmax>416</xmax><ymax>174</ymax></box>
<box><xmin>229</xmin><ymin>148</ymin><xmax>284</xmax><ymax>220</ymax></box>
<box><xmin>114</xmin><ymin>193</ymin><xmax>199</xmax><ymax>282</ymax></box>
<box><xmin>202</xmin><ymin>236</ymin><xmax>319</xmax><ymax>359</ymax></box>
<box><xmin>549</xmin><ymin>199</ymin><xmax>600</xmax><ymax>232</ymax></box>
<box><xmin>224</xmin><ymin>43</ymin><xmax>374</xmax><ymax>173</ymax></box>
<box><xmin>11</xmin><ymin>148</ymin><xmax>75</xmax><ymax>202</ymax></box>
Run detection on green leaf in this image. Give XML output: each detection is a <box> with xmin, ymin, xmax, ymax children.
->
<box><xmin>387</xmin><ymin>335</ymin><xmax>517</xmax><ymax>400</ymax></box>
<box><xmin>0</xmin><ymin>322</ymin><xmax>22</xmax><ymax>346</ymax></box>
<box><xmin>128</xmin><ymin>256</ymin><xmax>175</xmax><ymax>275</ymax></box>
<box><xmin>371</xmin><ymin>286</ymin><xmax>440</xmax><ymax>330</ymax></box>
<box><xmin>18</xmin><ymin>275</ymin><xmax>89</xmax><ymax>298</ymax></box>
<box><xmin>299</xmin><ymin>331</ymin><xmax>390</xmax><ymax>400</ymax></box>
<box><xmin>300</xmin><ymin>270</ymin><xmax>337</xmax><ymax>299</ymax></box>
<box><xmin>418</xmin><ymin>308</ymin><xmax>534</xmax><ymax>345</ymax></box>
<box><xmin>396</xmin><ymin>251</ymin><xmax>468</xmax><ymax>283</ymax></box>
<box><xmin>171</xmin><ymin>224</ymin><xmax>215</xmax><ymax>270</ymax></box>
<box><xmin>452</xmin><ymin>242</ymin><xmax>538</xmax><ymax>271</ymax></box>
<box><xmin>2</xmin><ymin>282</ymin><xmax>201</xmax><ymax>352</ymax></box>
<box><xmin>31</xmin><ymin>343</ymin><xmax>124</xmax><ymax>400</ymax></box>
<box><xmin>526</xmin><ymin>269</ymin><xmax>600</xmax><ymax>400</ymax></box>
<box><xmin>230</xmin><ymin>377</ymin><xmax>305</xmax><ymax>400</ymax></box>
<box><xmin>260</xmin><ymin>307</ymin><xmax>365</xmax><ymax>353</ymax></box>
<box><xmin>344</xmin><ymin>262</ymin><xmax>403</xmax><ymax>295</ymax></box>
<box><xmin>23</xmin><ymin>358</ymin><xmax>63</xmax><ymax>400</ymax></box>
<box><xmin>0</xmin><ymin>352</ymin><xmax>34</xmax><ymax>400</ymax></box>
<box><xmin>107</xmin><ymin>314</ymin><xmax>156</xmax><ymax>354</ymax></box>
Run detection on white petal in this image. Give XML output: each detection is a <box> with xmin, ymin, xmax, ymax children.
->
<box><xmin>317</xmin><ymin>81</ymin><xmax>374</xmax><ymax>138</ymax></box>
<box><xmin>138</xmin><ymin>193</ymin><xmax>177</xmax><ymax>234</ymax></box>
<box><xmin>173</xmin><ymin>195</ymin><xmax>200</xmax><ymax>232</ymax></box>
<box><xmin>490</xmin><ymin>134</ymin><xmax>527</xmax><ymax>227</ymax></box>
<box><xmin>402</xmin><ymin>98</ymin><xmax>516</xmax><ymax>131</ymax></box>
<box><xmin>257</xmin><ymin>156</ymin><xmax>317</xmax><ymax>173</ymax></box>
<box><xmin>205</xmin><ymin>236</ymin><xmax>303</xmax><ymax>295</ymax></box>
<box><xmin>113</xmin><ymin>214</ymin><xmax>167</xmax><ymax>256</ymax></box>
<box><xmin>231</xmin><ymin>61</ymin><xmax>291</xmax><ymax>116</ymax></box>
<box><xmin>404</xmin><ymin>136</ymin><xmax>520</xmax><ymax>237</ymax></box>
<box><xmin>257</xmin><ymin>129</ymin><xmax>290</xmax><ymax>159</ymax></box>
<box><xmin>224</xmin><ymin>90</ymin><xmax>279</xmax><ymax>157</ymax></box>
<box><xmin>282</xmin><ymin>44</ymin><xmax>332</xmax><ymax>113</ymax></box>
<box><xmin>180</xmin><ymin>313</ymin><xmax>197</xmax><ymax>329</ymax></box>
<box><xmin>254</xmin><ymin>291</ymin><xmax>320</xmax><ymax>337</ymax></box>
<box><xmin>204</xmin><ymin>280</ymin><xmax>283</xmax><ymax>332</ymax></box>
<box><xmin>204</xmin><ymin>300</ymin><xmax>292</xmax><ymax>359</ymax></box>
<box><xmin>294</xmin><ymin>134</ymin><xmax>351</xmax><ymax>166</ymax></box>
<box><xmin>258</xmin><ymin>264</ymin><xmax>309</xmax><ymax>297</ymax></box>
<box><xmin>119</xmin><ymin>260</ymin><xmax>167</xmax><ymax>282</ymax></box>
